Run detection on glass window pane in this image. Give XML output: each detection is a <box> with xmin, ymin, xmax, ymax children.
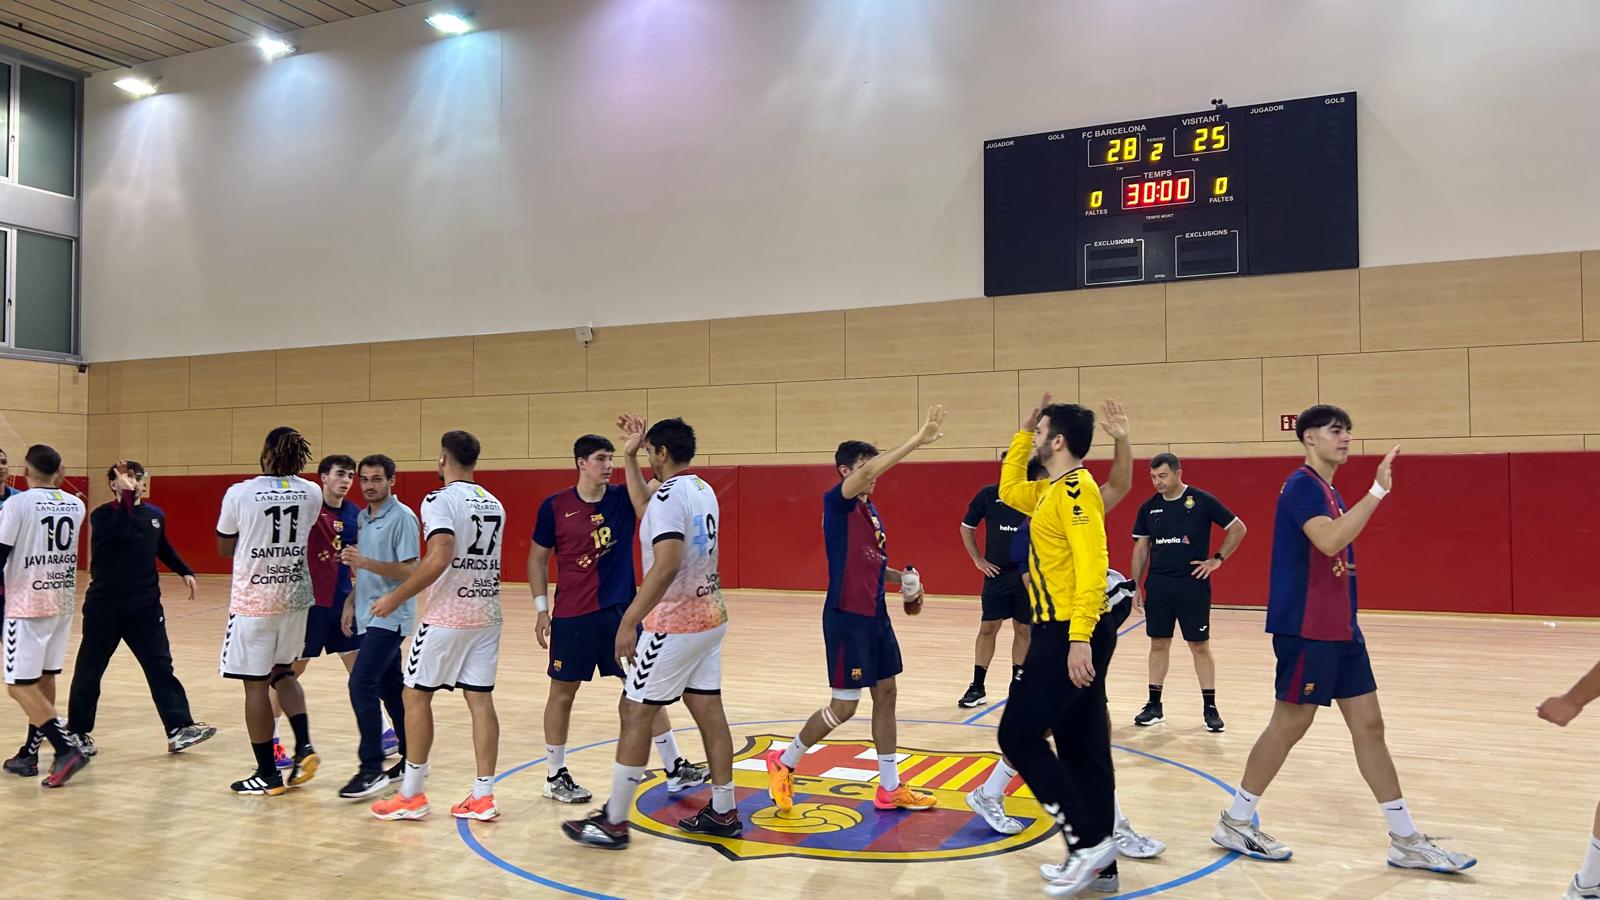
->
<box><xmin>0</xmin><ymin>65</ymin><xmax>11</xmax><ymax>179</ymax></box>
<box><xmin>19</xmin><ymin>67</ymin><xmax>74</xmax><ymax>196</ymax></box>
<box><xmin>15</xmin><ymin>230</ymin><xmax>72</xmax><ymax>354</ymax></box>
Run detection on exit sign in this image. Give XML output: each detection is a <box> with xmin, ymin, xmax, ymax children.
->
<box><xmin>1280</xmin><ymin>414</ymin><xmax>1298</xmax><ymax>431</ymax></box>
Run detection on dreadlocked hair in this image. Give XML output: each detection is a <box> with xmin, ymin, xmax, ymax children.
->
<box><xmin>260</xmin><ymin>427</ymin><xmax>313</xmax><ymax>477</ymax></box>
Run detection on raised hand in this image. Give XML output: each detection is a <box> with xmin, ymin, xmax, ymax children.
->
<box><xmin>1098</xmin><ymin>399</ymin><xmax>1129</xmax><ymax>441</ymax></box>
<box><xmin>1024</xmin><ymin>392</ymin><xmax>1054</xmax><ymax>431</ymax></box>
<box><xmin>618</xmin><ymin>413</ymin><xmax>647</xmax><ymax>455</ymax></box>
<box><xmin>112</xmin><ymin>460</ymin><xmax>139</xmax><ymax>493</ymax></box>
<box><xmin>1375</xmin><ymin>445</ymin><xmax>1400</xmax><ymax>492</ymax></box>
<box><xmin>917</xmin><ymin>405</ymin><xmax>947</xmax><ymax>446</ymax></box>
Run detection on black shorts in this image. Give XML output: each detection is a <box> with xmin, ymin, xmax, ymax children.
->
<box><xmin>1144</xmin><ymin>575</ymin><xmax>1211</xmax><ymax>642</ymax></box>
<box><xmin>824</xmin><ymin>609</ymin><xmax>903</xmax><ymax>690</ymax></box>
<box><xmin>981</xmin><ymin>568</ymin><xmax>1031</xmax><ymax>623</ymax></box>
<box><xmin>549</xmin><ymin>606</ymin><xmax>633</xmax><ymax>682</ymax></box>
<box><xmin>302</xmin><ymin>602</ymin><xmax>360</xmax><ymax>658</ymax></box>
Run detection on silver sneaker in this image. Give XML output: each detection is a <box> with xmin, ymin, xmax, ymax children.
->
<box><xmin>1114</xmin><ymin>819</ymin><xmax>1164</xmax><ymax>858</ymax></box>
<box><xmin>67</xmin><ymin>732</ymin><xmax>97</xmax><ymax>757</ymax></box>
<box><xmin>1043</xmin><ymin>837</ymin><xmax>1117</xmax><ymax>897</ymax></box>
<box><xmin>168</xmin><ymin>723</ymin><xmax>218</xmax><ymax>753</ymax></box>
<box><xmin>1566</xmin><ymin>876</ymin><xmax>1600</xmax><ymax>900</ymax></box>
<box><xmin>666</xmin><ymin>758</ymin><xmax>709</xmax><ymax>793</ymax></box>
<box><xmin>965</xmin><ymin>787</ymin><xmax>1023</xmax><ymax>835</ymax></box>
<box><xmin>1211</xmin><ymin>812</ymin><xmax>1292</xmax><ymax>861</ymax></box>
<box><xmin>1386</xmin><ymin>832</ymin><xmax>1476</xmax><ymax>873</ymax></box>
<box><xmin>543</xmin><ymin>767</ymin><xmax>593</xmax><ymax>804</ymax></box>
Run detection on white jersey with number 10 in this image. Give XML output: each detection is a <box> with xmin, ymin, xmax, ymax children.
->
<box><xmin>216</xmin><ymin>475</ymin><xmax>322</xmax><ymax>617</ymax></box>
<box><xmin>0</xmin><ymin>487</ymin><xmax>85</xmax><ymax>618</ymax></box>
<box><xmin>419</xmin><ymin>480</ymin><xmax>505</xmax><ymax>628</ymax></box>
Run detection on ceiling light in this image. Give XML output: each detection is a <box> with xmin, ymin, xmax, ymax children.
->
<box><xmin>114</xmin><ymin>77</ymin><xmax>157</xmax><ymax>97</ymax></box>
<box><xmin>257</xmin><ymin>36</ymin><xmax>295</xmax><ymax>60</ymax></box>
<box><xmin>425</xmin><ymin>13</ymin><xmax>473</xmax><ymax>35</ymax></box>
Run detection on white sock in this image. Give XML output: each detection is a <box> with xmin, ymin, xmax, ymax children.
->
<box><xmin>653</xmin><ymin>730</ymin><xmax>682</xmax><ymax>769</ymax></box>
<box><xmin>1226</xmin><ymin>786</ymin><xmax>1260</xmax><ymax>822</ymax></box>
<box><xmin>779</xmin><ymin>737</ymin><xmax>808</xmax><ymax>770</ymax></box>
<box><xmin>1381</xmin><ymin>798</ymin><xmax>1417</xmax><ymax>838</ymax></box>
<box><xmin>1580</xmin><ymin>835</ymin><xmax>1600</xmax><ymax>887</ymax></box>
<box><xmin>401</xmin><ymin>761</ymin><xmax>428</xmax><ymax>798</ymax></box>
<box><xmin>878</xmin><ymin>754</ymin><xmax>900</xmax><ymax>792</ymax></box>
<box><xmin>712</xmin><ymin>781</ymin><xmax>736</xmax><ymax>814</ymax></box>
<box><xmin>606</xmin><ymin>764</ymin><xmax>645</xmax><ymax>824</ymax></box>
<box><xmin>1114</xmin><ymin>791</ymin><xmax>1129</xmax><ymax>828</ymax></box>
<box><xmin>980</xmin><ymin>760</ymin><xmax>1017</xmax><ymax>799</ymax></box>
<box><xmin>272</xmin><ymin>720</ymin><xmax>281</xmax><ymax>741</ymax></box>
<box><xmin>547</xmin><ymin>745</ymin><xmax>566</xmax><ymax>777</ymax></box>
<box><xmin>473</xmin><ymin>775</ymin><xmax>493</xmax><ymax>799</ymax></box>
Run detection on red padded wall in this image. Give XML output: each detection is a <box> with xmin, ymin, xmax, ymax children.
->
<box><xmin>1508</xmin><ymin>452</ymin><xmax>1595</xmax><ymax>617</ymax></box>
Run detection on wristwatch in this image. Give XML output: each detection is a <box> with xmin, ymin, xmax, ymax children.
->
<box><xmin>1212</xmin><ymin>553</ymin><xmax>1224</xmax><ymax>562</ymax></box>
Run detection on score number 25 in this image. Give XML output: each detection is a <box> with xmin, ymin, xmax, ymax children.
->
<box><xmin>1189</xmin><ymin>124</ymin><xmax>1227</xmax><ymax>153</ymax></box>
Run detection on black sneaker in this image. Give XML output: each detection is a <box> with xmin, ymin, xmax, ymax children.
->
<box><xmin>41</xmin><ymin>749</ymin><xmax>90</xmax><ymax>788</ymax></box>
<box><xmin>288</xmin><ymin>750</ymin><xmax>320</xmax><ymax>787</ymax></box>
<box><xmin>1133</xmin><ymin>702</ymin><xmax>1165</xmax><ymax>727</ymax></box>
<box><xmin>678</xmin><ymin>803</ymin><xmax>742</xmax><ymax>837</ymax></box>
<box><xmin>386</xmin><ymin>759</ymin><xmax>405</xmax><ymax>781</ymax></box>
<box><xmin>562</xmin><ymin>808</ymin><xmax>630</xmax><ymax>849</ymax></box>
<box><xmin>958</xmin><ymin>682</ymin><xmax>987</xmax><ymax>709</ymax></box>
<box><xmin>339</xmin><ymin>770</ymin><xmax>391</xmax><ymax>800</ymax></box>
<box><xmin>3</xmin><ymin>751</ymin><xmax>38</xmax><ymax>777</ymax></box>
<box><xmin>1203</xmin><ymin>706</ymin><xmax>1225</xmax><ymax>733</ymax></box>
<box><xmin>232</xmin><ymin>771</ymin><xmax>287</xmax><ymax>795</ymax></box>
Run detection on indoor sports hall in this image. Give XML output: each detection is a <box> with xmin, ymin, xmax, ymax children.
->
<box><xmin>0</xmin><ymin>2</ymin><xmax>1594</xmax><ymax>898</ymax></box>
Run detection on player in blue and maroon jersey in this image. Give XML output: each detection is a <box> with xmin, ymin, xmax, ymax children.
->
<box><xmin>529</xmin><ymin>434</ymin><xmax>707</xmax><ymax>804</ymax></box>
<box><xmin>1212</xmin><ymin>404</ymin><xmax>1474</xmax><ymax>874</ymax></box>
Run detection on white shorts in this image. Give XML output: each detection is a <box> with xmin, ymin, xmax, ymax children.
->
<box><xmin>624</xmin><ymin>625</ymin><xmax>726</xmax><ymax>706</ymax></box>
<box><xmin>220</xmin><ymin>610</ymin><xmax>309</xmax><ymax>681</ymax></box>
<box><xmin>4</xmin><ymin>614</ymin><xmax>72</xmax><ymax>685</ymax></box>
<box><xmin>405</xmin><ymin>623</ymin><xmax>500</xmax><ymax>692</ymax></box>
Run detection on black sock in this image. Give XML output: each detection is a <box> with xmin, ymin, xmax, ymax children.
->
<box><xmin>251</xmin><ymin>740</ymin><xmax>276</xmax><ymax>777</ymax></box>
<box><xmin>24</xmin><ymin>723</ymin><xmax>42</xmax><ymax>755</ymax></box>
<box><xmin>38</xmin><ymin>720</ymin><xmax>71</xmax><ymax>755</ymax></box>
<box><xmin>1202</xmin><ymin>689</ymin><xmax>1217</xmax><ymax>711</ymax></box>
<box><xmin>1148</xmin><ymin>685</ymin><xmax>1163</xmax><ymax>706</ymax></box>
<box><xmin>973</xmin><ymin>665</ymin><xmax>987</xmax><ymax>687</ymax></box>
<box><xmin>1011</xmin><ymin>664</ymin><xmax>1024</xmax><ymax>682</ymax></box>
<box><xmin>1102</xmin><ymin>860</ymin><xmax>1118</xmax><ymax>877</ymax></box>
<box><xmin>288</xmin><ymin>713</ymin><xmax>312</xmax><ymax>757</ymax></box>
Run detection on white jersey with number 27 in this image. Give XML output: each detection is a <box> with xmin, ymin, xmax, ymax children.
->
<box><xmin>419</xmin><ymin>480</ymin><xmax>505</xmax><ymax>628</ymax></box>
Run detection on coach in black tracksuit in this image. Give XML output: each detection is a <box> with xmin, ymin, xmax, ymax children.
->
<box><xmin>65</xmin><ymin>462</ymin><xmax>215</xmax><ymax>752</ymax></box>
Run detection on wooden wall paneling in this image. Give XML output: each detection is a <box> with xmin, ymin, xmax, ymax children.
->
<box><xmin>277</xmin><ymin>345</ymin><xmax>370</xmax><ymax>404</ymax></box>
<box><xmin>473</xmin><ymin>331</ymin><xmax>587</xmax><ymax>397</ymax></box>
<box><xmin>1016</xmin><ymin>368</ymin><xmax>1080</xmax><ymax>423</ymax></box>
<box><xmin>473</xmin><ymin>458</ymin><xmax>578</xmax><ymax>471</ymax></box>
<box><xmin>917</xmin><ymin>371</ymin><xmax>1019</xmax><ymax>450</ymax></box>
<box><xmin>0</xmin><ymin>357</ymin><xmax>64</xmax><ymax>412</ymax></box>
<box><xmin>419</xmin><ymin>395</ymin><xmax>531</xmax><ymax>459</ymax></box>
<box><xmin>527</xmin><ymin>390</ymin><xmax>647</xmax><ymax>458</ymax></box>
<box><xmin>87</xmin><ymin>413</ymin><xmax>149</xmax><ymax>468</ymax></box>
<box><xmin>646</xmin><ymin>384</ymin><xmax>777</xmax><ymax>455</ymax></box>
<box><xmin>1584</xmin><ymin>251</ymin><xmax>1599</xmax><ymax>341</ymax></box>
<box><xmin>1166</xmin><ymin>270</ymin><xmax>1359</xmax><ymax>361</ymax></box>
<box><xmin>1262</xmin><ymin>356</ymin><xmax>1319</xmax><ymax>443</ymax></box>
<box><xmin>845</xmin><ymin>299</ymin><xmax>994</xmax><ymax>378</ymax></box>
<box><xmin>87</xmin><ymin>363</ymin><xmax>111</xmax><ymax>414</ymax></box>
<box><xmin>709</xmin><ymin>312</ymin><xmax>846</xmax><ymax>385</ymax></box>
<box><xmin>0</xmin><ymin>411</ymin><xmax>86</xmax><ymax>468</ymax></box>
<box><xmin>1318</xmin><ymin>349</ymin><xmax>1469</xmax><ymax>438</ymax></box>
<box><xmin>146</xmin><ymin>409</ymin><xmax>233</xmax><ymax>466</ymax></box>
<box><xmin>58</xmin><ymin>366</ymin><xmax>88</xmax><ymax>415</ymax></box>
<box><xmin>995</xmin><ymin>285</ymin><xmax>1165</xmax><ymax>370</ymax></box>
<box><xmin>231</xmin><ymin>405</ymin><xmax>324</xmax><ymax>465</ymax></box>
<box><xmin>1382</xmin><ymin>435</ymin><xmax>1585</xmax><ymax>453</ymax></box>
<box><xmin>1359</xmin><ymin>253</ymin><xmax>1582</xmax><ymax>351</ymax></box>
<box><xmin>369</xmin><ymin>337</ymin><xmax>476</xmax><ymax>401</ymax></box>
<box><xmin>1470</xmin><ymin>342</ymin><xmax>1600</xmax><ymax>436</ymax></box>
<box><xmin>321</xmin><ymin>400</ymin><xmax>422</xmax><ymax>463</ymax></box>
<box><xmin>108</xmin><ymin>357</ymin><xmax>191</xmax><ymax>413</ymax></box>
<box><xmin>586</xmin><ymin>322</ymin><xmax>709</xmax><ymax>391</ymax></box>
<box><xmin>776</xmin><ymin>377</ymin><xmax>918</xmax><ymax>452</ymax></box>
<box><xmin>189</xmin><ymin>351</ymin><xmax>278</xmax><ymax>409</ymax></box>
<box><xmin>1169</xmin><ymin>441</ymin><xmax>1317</xmax><ymax>459</ymax></box>
<box><xmin>1078</xmin><ymin>359</ymin><xmax>1262</xmax><ymax>443</ymax></box>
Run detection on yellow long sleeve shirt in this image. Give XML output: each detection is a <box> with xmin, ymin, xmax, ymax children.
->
<box><xmin>999</xmin><ymin>430</ymin><xmax>1109</xmax><ymax>642</ymax></box>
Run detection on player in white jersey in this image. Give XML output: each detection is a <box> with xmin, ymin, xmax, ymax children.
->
<box><xmin>215</xmin><ymin>427</ymin><xmax>324</xmax><ymax>795</ymax></box>
<box><xmin>564</xmin><ymin>416</ymin><xmax>741</xmax><ymax>848</ymax></box>
<box><xmin>370</xmin><ymin>430</ymin><xmax>505</xmax><ymax>822</ymax></box>
<box><xmin>0</xmin><ymin>445</ymin><xmax>89</xmax><ymax>786</ymax></box>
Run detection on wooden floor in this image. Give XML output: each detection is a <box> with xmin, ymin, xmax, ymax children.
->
<box><xmin>4</xmin><ymin>577</ymin><xmax>1592</xmax><ymax>899</ymax></box>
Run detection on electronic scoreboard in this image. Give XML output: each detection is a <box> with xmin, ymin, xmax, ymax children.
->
<box><xmin>984</xmin><ymin>91</ymin><xmax>1357</xmax><ymax>295</ymax></box>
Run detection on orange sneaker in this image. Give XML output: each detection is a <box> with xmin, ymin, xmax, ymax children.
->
<box><xmin>764</xmin><ymin>749</ymin><xmax>794</xmax><ymax>812</ymax></box>
<box><xmin>874</xmin><ymin>784</ymin><xmax>936</xmax><ymax>810</ymax></box>
<box><xmin>451</xmin><ymin>793</ymin><xmax>500</xmax><ymax>821</ymax></box>
<box><xmin>371</xmin><ymin>792</ymin><xmax>429</xmax><ymax>820</ymax></box>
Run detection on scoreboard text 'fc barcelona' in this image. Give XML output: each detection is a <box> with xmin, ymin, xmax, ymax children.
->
<box><xmin>983</xmin><ymin>91</ymin><xmax>1357</xmax><ymax>295</ymax></box>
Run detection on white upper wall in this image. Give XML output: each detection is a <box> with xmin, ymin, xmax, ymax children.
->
<box><xmin>80</xmin><ymin>0</ymin><xmax>1600</xmax><ymax>361</ymax></box>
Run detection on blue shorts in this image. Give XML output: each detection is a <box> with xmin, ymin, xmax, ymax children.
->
<box><xmin>824</xmin><ymin>609</ymin><xmax>902</xmax><ymax>690</ymax></box>
<box><xmin>302</xmin><ymin>602</ymin><xmax>360</xmax><ymax>658</ymax></box>
<box><xmin>1273</xmin><ymin>634</ymin><xmax>1376</xmax><ymax>706</ymax></box>
<box><xmin>549</xmin><ymin>606</ymin><xmax>633</xmax><ymax>682</ymax></box>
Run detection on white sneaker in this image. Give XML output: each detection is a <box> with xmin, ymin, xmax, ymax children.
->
<box><xmin>965</xmin><ymin>787</ymin><xmax>1023</xmax><ymax>835</ymax></box>
<box><xmin>1042</xmin><ymin>837</ymin><xmax>1116</xmax><ymax>897</ymax></box>
<box><xmin>1566</xmin><ymin>876</ymin><xmax>1600</xmax><ymax>899</ymax></box>
<box><xmin>1211</xmin><ymin>812</ymin><xmax>1292</xmax><ymax>861</ymax></box>
<box><xmin>1386</xmin><ymin>832</ymin><xmax>1475</xmax><ymax>873</ymax></box>
<box><xmin>1113</xmin><ymin>820</ymin><xmax>1164</xmax><ymax>858</ymax></box>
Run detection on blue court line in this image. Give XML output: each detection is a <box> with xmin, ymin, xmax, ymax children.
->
<box><xmin>459</xmin><ymin>701</ymin><xmax>1243</xmax><ymax>899</ymax></box>
<box><xmin>962</xmin><ymin>616</ymin><xmax>1146</xmax><ymax>725</ymax></box>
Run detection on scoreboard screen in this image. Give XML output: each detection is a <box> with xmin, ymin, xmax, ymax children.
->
<box><xmin>984</xmin><ymin>91</ymin><xmax>1357</xmax><ymax>295</ymax></box>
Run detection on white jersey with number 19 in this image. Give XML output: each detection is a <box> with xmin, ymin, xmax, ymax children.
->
<box><xmin>419</xmin><ymin>480</ymin><xmax>505</xmax><ymax>628</ymax></box>
<box><xmin>216</xmin><ymin>475</ymin><xmax>322</xmax><ymax>617</ymax></box>
<box><xmin>0</xmin><ymin>487</ymin><xmax>85</xmax><ymax>618</ymax></box>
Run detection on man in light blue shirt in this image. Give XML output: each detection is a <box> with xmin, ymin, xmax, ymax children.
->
<box><xmin>336</xmin><ymin>454</ymin><xmax>420</xmax><ymax>799</ymax></box>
